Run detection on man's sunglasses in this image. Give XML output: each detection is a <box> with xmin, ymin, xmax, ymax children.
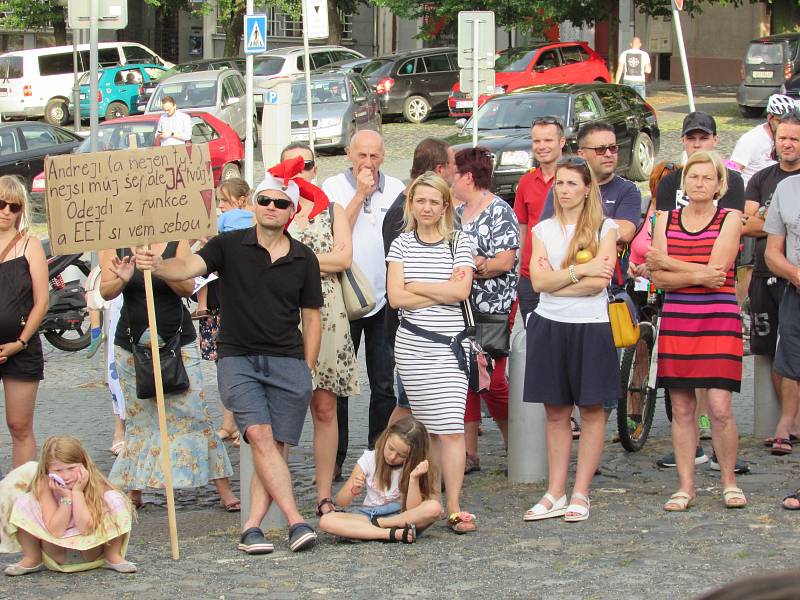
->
<box><xmin>532</xmin><ymin>115</ymin><xmax>564</xmax><ymax>130</ymax></box>
<box><xmin>256</xmin><ymin>195</ymin><xmax>293</xmax><ymax>210</ymax></box>
<box><xmin>0</xmin><ymin>200</ymin><xmax>22</xmax><ymax>213</ymax></box>
<box><xmin>580</xmin><ymin>144</ymin><xmax>619</xmax><ymax>155</ymax></box>
<box><xmin>303</xmin><ymin>159</ymin><xmax>315</xmax><ymax>171</ymax></box>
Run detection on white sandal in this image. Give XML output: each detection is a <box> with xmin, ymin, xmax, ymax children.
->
<box><xmin>563</xmin><ymin>492</ymin><xmax>591</xmax><ymax>522</ymax></box>
<box><xmin>523</xmin><ymin>493</ymin><xmax>567</xmax><ymax>521</ymax></box>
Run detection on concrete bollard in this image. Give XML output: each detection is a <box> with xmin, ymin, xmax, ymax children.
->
<box><xmin>753</xmin><ymin>354</ymin><xmax>781</xmax><ymax>438</ymax></box>
<box><xmin>507</xmin><ymin>327</ymin><xmax>548</xmax><ymax>483</ymax></box>
<box><xmin>240</xmin><ymin>443</ymin><xmax>287</xmax><ymax>531</ymax></box>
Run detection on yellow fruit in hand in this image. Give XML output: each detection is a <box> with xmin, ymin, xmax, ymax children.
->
<box><xmin>575</xmin><ymin>249</ymin><xmax>593</xmax><ymax>264</ymax></box>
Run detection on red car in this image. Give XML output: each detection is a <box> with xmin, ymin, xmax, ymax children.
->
<box><xmin>448</xmin><ymin>42</ymin><xmax>611</xmax><ymax>117</ymax></box>
<box><xmin>31</xmin><ymin>110</ymin><xmax>244</xmax><ymax>198</ymax></box>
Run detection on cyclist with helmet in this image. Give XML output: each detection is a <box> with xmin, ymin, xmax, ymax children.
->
<box><xmin>730</xmin><ymin>93</ymin><xmax>798</xmax><ymax>185</ymax></box>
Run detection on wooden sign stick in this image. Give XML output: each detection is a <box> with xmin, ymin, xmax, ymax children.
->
<box><xmin>128</xmin><ymin>136</ymin><xmax>179</xmax><ymax>560</ymax></box>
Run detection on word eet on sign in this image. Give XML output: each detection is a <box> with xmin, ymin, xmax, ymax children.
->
<box><xmin>45</xmin><ymin>144</ymin><xmax>217</xmax><ymax>254</ymax></box>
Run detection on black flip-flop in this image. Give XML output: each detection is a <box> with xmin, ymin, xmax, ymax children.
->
<box><xmin>782</xmin><ymin>492</ymin><xmax>800</xmax><ymax>511</ymax></box>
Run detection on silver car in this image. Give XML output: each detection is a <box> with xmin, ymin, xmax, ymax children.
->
<box><xmin>145</xmin><ymin>69</ymin><xmax>257</xmax><ymax>143</ymax></box>
<box><xmin>290</xmin><ymin>72</ymin><xmax>381</xmax><ymax>150</ymax></box>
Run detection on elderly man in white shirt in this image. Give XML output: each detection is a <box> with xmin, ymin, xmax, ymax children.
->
<box><xmin>156</xmin><ymin>95</ymin><xmax>192</xmax><ymax>146</ymax></box>
<box><xmin>322</xmin><ymin>129</ymin><xmax>405</xmax><ymax>477</ymax></box>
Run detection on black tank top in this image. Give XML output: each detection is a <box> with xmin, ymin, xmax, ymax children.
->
<box><xmin>0</xmin><ymin>239</ymin><xmax>33</xmax><ymax>344</ymax></box>
<box><xmin>114</xmin><ymin>241</ymin><xmax>196</xmax><ymax>351</ymax></box>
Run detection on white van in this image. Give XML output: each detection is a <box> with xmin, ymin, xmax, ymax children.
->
<box><xmin>0</xmin><ymin>42</ymin><xmax>172</xmax><ymax>125</ymax></box>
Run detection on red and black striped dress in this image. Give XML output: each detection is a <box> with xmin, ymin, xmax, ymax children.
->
<box><xmin>656</xmin><ymin>207</ymin><xmax>742</xmax><ymax>392</ymax></box>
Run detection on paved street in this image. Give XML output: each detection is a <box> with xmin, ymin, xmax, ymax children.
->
<box><xmin>3</xmin><ymin>89</ymin><xmax>800</xmax><ymax>599</ymax></box>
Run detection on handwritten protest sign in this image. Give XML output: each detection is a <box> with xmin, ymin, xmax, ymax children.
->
<box><xmin>45</xmin><ymin>144</ymin><xmax>216</xmax><ymax>255</ymax></box>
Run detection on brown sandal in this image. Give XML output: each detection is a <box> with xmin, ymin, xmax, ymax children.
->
<box><xmin>316</xmin><ymin>497</ymin><xmax>337</xmax><ymax>516</ymax></box>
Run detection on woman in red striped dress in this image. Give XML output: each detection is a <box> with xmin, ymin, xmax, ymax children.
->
<box><xmin>648</xmin><ymin>151</ymin><xmax>745</xmax><ymax>512</ymax></box>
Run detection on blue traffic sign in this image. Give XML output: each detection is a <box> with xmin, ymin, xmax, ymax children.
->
<box><xmin>244</xmin><ymin>14</ymin><xmax>267</xmax><ymax>55</ymax></box>
<box><xmin>265</xmin><ymin>90</ymin><xmax>279</xmax><ymax>105</ymax></box>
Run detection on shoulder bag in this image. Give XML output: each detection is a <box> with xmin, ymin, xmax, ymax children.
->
<box><xmin>602</xmin><ymin>223</ymin><xmax>640</xmax><ymax>348</ymax></box>
<box><xmin>328</xmin><ymin>204</ymin><xmax>376</xmax><ymax>320</ymax></box>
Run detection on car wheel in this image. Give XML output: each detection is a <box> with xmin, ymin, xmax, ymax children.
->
<box><xmin>739</xmin><ymin>104</ymin><xmax>763</xmax><ymax>118</ymax></box>
<box><xmin>344</xmin><ymin>122</ymin><xmax>357</xmax><ymax>148</ymax></box>
<box><xmin>221</xmin><ymin>163</ymin><xmax>240</xmax><ymax>181</ymax></box>
<box><xmin>627</xmin><ymin>131</ymin><xmax>655</xmax><ymax>181</ymax></box>
<box><xmin>105</xmin><ymin>101</ymin><xmax>129</xmax><ymax>121</ymax></box>
<box><xmin>403</xmin><ymin>95</ymin><xmax>431</xmax><ymax>124</ymax></box>
<box><xmin>45</xmin><ymin>98</ymin><xmax>69</xmax><ymax>126</ymax></box>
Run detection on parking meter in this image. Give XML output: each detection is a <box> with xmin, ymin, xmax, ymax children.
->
<box><xmin>258</xmin><ymin>77</ymin><xmax>293</xmax><ymax>171</ymax></box>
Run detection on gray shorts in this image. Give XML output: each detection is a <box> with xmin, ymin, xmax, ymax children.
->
<box><xmin>217</xmin><ymin>355</ymin><xmax>313</xmax><ymax>446</ymax></box>
<box><xmin>775</xmin><ymin>288</ymin><xmax>800</xmax><ymax>381</ymax></box>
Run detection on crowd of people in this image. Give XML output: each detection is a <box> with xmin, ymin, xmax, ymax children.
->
<box><xmin>1</xmin><ymin>89</ymin><xmax>800</xmax><ymax>576</ymax></box>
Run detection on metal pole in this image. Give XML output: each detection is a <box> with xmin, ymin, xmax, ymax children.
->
<box><xmin>671</xmin><ymin>2</ymin><xmax>695</xmax><ymax>112</ymax></box>
<box><xmin>471</xmin><ymin>17</ymin><xmax>479</xmax><ymax>149</ymax></box>
<box><xmin>244</xmin><ymin>0</ymin><xmax>254</xmax><ymax>185</ymax></box>
<box><xmin>89</xmin><ymin>0</ymin><xmax>99</xmax><ymax>152</ymax></box>
<box><xmin>302</xmin><ymin>0</ymin><xmax>315</xmax><ymax>154</ymax></box>
<box><xmin>72</xmin><ymin>30</ymin><xmax>81</xmax><ymax>133</ymax></box>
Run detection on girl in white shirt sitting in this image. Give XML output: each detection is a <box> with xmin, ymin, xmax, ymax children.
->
<box><xmin>522</xmin><ymin>156</ymin><xmax>619</xmax><ymax>523</ymax></box>
<box><xmin>319</xmin><ymin>417</ymin><xmax>441</xmax><ymax>543</ymax></box>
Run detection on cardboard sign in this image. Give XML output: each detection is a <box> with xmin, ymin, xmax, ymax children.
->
<box><xmin>45</xmin><ymin>144</ymin><xmax>217</xmax><ymax>255</ymax></box>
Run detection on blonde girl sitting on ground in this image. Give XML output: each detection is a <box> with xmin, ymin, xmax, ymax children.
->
<box><xmin>320</xmin><ymin>417</ymin><xmax>442</xmax><ymax>543</ymax></box>
<box><xmin>1</xmin><ymin>436</ymin><xmax>135</xmax><ymax>576</ymax></box>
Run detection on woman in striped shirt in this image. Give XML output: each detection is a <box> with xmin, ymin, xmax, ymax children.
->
<box><xmin>648</xmin><ymin>151</ymin><xmax>745</xmax><ymax>511</ymax></box>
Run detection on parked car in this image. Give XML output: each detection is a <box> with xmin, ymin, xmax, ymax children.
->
<box><xmin>737</xmin><ymin>33</ymin><xmax>800</xmax><ymax>117</ymax></box>
<box><xmin>0</xmin><ymin>42</ymin><xmax>172</xmax><ymax>126</ymax></box>
<box><xmin>445</xmin><ymin>83</ymin><xmax>659</xmax><ymax>203</ymax></box>
<box><xmin>253</xmin><ymin>45</ymin><xmax>364</xmax><ymax>106</ymax></box>
<box><xmin>135</xmin><ymin>57</ymin><xmax>245</xmax><ymax>113</ymax></box>
<box><xmin>145</xmin><ymin>70</ymin><xmax>256</xmax><ymax>143</ymax></box>
<box><xmin>290</xmin><ymin>72</ymin><xmax>381</xmax><ymax>150</ymax></box>
<box><xmin>357</xmin><ymin>47</ymin><xmax>458</xmax><ymax>124</ymax></box>
<box><xmin>448</xmin><ymin>42</ymin><xmax>611</xmax><ymax>117</ymax></box>
<box><xmin>31</xmin><ymin>111</ymin><xmax>244</xmax><ymax>205</ymax></box>
<box><xmin>0</xmin><ymin>121</ymin><xmax>82</xmax><ymax>190</ymax></box>
<box><xmin>78</xmin><ymin>64</ymin><xmax>168</xmax><ymax>121</ymax></box>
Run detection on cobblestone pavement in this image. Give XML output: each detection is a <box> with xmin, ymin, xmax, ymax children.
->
<box><xmin>3</xmin><ymin>91</ymin><xmax>798</xmax><ymax>599</ymax></box>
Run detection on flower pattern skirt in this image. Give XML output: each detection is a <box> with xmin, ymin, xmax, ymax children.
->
<box><xmin>109</xmin><ymin>340</ymin><xmax>233</xmax><ymax>491</ymax></box>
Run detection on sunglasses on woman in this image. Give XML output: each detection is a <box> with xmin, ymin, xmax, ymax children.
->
<box><xmin>303</xmin><ymin>160</ymin><xmax>315</xmax><ymax>171</ymax></box>
<box><xmin>0</xmin><ymin>200</ymin><xmax>22</xmax><ymax>213</ymax></box>
<box><xmin>557</xmin><ymin>156</ymin><xmax>588</xmax><ymax>167</ymax></box>
<box><xmin>256</xmin><ymin>195</ymin><xmax>293</xmax><ymax>210</ymax></box>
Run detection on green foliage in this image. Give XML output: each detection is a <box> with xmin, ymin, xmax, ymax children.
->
<box><xmin>0</xmin><ymin>0</ymin><xmax>64</xmax><ymax>29</ymax></box>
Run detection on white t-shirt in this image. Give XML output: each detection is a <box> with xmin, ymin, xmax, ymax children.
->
<box><xmin>730</xmin><ymin>123</ymin><xmax>776</xmax><ymax>186</ymax></box>
<box><xmin>322</xmin><ymin>170</ymin><xmax>405</xmax><ymax>317</ymax></box>
<box><xmin>532</xmin><ymin>218</ymin><xmax>619</xmax><ymax>323</ymax></box>
<box><xmin>156</xmin><ymin>111</ymin><xmax>192</xmax><ymax>146</ymax></box>
<box><xmin>619</xmin><ymin>49</ymin><xmax>650</xmax><ymax>83</ymax></box>
<box><xmin>356</xmin><ymin>449</ymin><xmax>401</xmax><ymax>508</ymax></box>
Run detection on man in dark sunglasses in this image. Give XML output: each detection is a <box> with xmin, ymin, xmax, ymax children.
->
<box><xmin>134</xmin><ymin>172</ymin><xmax>324</xmax><ymax>555</ymax></box>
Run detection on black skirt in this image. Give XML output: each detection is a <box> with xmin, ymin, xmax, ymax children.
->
<box><xmin>523</xmin><ymin>312</ymin><xmax>620</xmax><ymax>407</ymax></box>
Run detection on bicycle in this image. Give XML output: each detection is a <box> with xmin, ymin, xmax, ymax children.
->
<box><xmin>616</xmin><ymin>282</ymin><xmax>672</xmax><ymax>452</ymax></box>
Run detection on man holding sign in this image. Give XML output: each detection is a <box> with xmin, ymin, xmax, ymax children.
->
<box><xmin>135</xmin><ymin>174</ymin><xmax>323</xmax><ymax>554</ymax></box>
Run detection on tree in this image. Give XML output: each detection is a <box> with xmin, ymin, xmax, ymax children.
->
<box><xmin>0</xmin><ymin>0</ymin><xmax>67</xmax><ymax>45</ymax></box>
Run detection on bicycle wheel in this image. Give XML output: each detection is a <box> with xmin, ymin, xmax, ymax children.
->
<box><xmin>617</xmin><ymin>323</ymin><xmax>657</xmax><ymax>452</ymax></box>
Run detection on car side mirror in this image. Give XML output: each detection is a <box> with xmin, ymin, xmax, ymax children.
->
<box><xmin>226</xmin><ymin>96</ymin><xmax>240</xmax><ymax>106</ymax></box>
<box><xmin>534</xmin><ymin>65</ymin><xmax>548</xmax><ymax>73</ymax></box>
<box><xmin>354</xmin><ymin>96</ymin><xmax>366</xmax><ymax>103</ymax></box>
<box><xmin>455</xmin><ymin>118</ymin><xmax>466</xmax><ymax>128</ymax></box>
<box><xmin>576</xmin><ymin>110</ymin><xmax>595</xmax><ymax>123</ymax></box>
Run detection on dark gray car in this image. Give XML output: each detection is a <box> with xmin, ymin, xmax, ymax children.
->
<box><xmin>360</xmin><ymin>47</ymin><xmax>458</xmax><ymax>123</ymax></box>
<box><xmin>0</xmin><ymin>122</ymin><xmax>82</xmax><ymax>190</ymax></box>
<box><xmin>738</xmin><ymin>33</ymin><xmax>800</xmax><ymax>117</ymax></box>
<box><xmin>290</xmin><ymin>72</ymin><xmax>381</xmax><ymax>150</ymax></box>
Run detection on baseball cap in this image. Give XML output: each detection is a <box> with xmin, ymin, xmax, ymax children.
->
<box><xmin>253</xmin><ymin>174</ymin><xmax>300</xmax><ymax>209</ymax></box>
<box><xmin>681</xmin><ymin>111</ymin><xmax>717</xmax><ymax>136</ymax></box>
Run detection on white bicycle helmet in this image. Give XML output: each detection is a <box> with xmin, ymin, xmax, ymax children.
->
<box><xmin>766</xmin><ymin>94</ymin><xmax>797</xmax><ymax>116</ymax></box>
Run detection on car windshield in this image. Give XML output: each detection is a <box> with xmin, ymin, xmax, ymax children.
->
<box><xmin>76</xmin><ymin>121</ymin><xmax>158</xmax><ymax>152</ymax></box>
<box><xmin>746</xmin><ymin>42</ymin><xmax>786</xmax><ymax>64</ymax></box>
<box><xmin>495</xmin><ymin>49</ymin><xmax>539</xmax><ymax>72</ymax></box>
<box><xmin>465</xmin><ymin>95</ymin><xmax>569</xmax><ymax>130</ymax></box>
<box><xmin>254</xmin><ymin>57</ymin><xmax>285</xmax><ymax>76</ymax></box>
<box><xmin>151</xmin><ymin>81</ymin><xmax>217</xmax><ymax>108</ymax></box>
<box><xmin>360</xmin><ymin>59</ymin><xmax>393</xmax><ymax>77</ymax></box>
<box><xmin>292</xmin><ymin>77</ymin><xmax>348</xmax><ymax>105</ymax></box>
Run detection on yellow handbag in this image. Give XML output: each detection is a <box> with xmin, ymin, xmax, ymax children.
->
<box><xmin>607</xmin><ymin>291</ymin><xmax>641</xmax><ymax>348</ymax></box>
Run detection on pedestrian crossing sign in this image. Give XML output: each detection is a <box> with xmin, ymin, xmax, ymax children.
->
<box><xmin>244</xmin><ymin>14</ymin><xmax>267</xmax><ymax>55</ymax></box>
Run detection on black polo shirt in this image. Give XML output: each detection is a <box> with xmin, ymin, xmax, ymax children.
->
<box><xmin>656</xmin><ymin>167</ymin><xmax>745</xmax><ymax>212</ymax></box>
<box><xmin>198</xmin><ymin>227</ymin><xmax>323</xmax><ymax>359</ymax></box>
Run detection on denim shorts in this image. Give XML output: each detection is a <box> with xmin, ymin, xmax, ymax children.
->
<box><xmin>217</xmin><ymin>355</ymin><xmax>313</xmax><ymax>446</ymax></box>
<box><xmin>354</xmin><ymin>501</ymin><xmax>402</xmax><ymax>520</ymax></box>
